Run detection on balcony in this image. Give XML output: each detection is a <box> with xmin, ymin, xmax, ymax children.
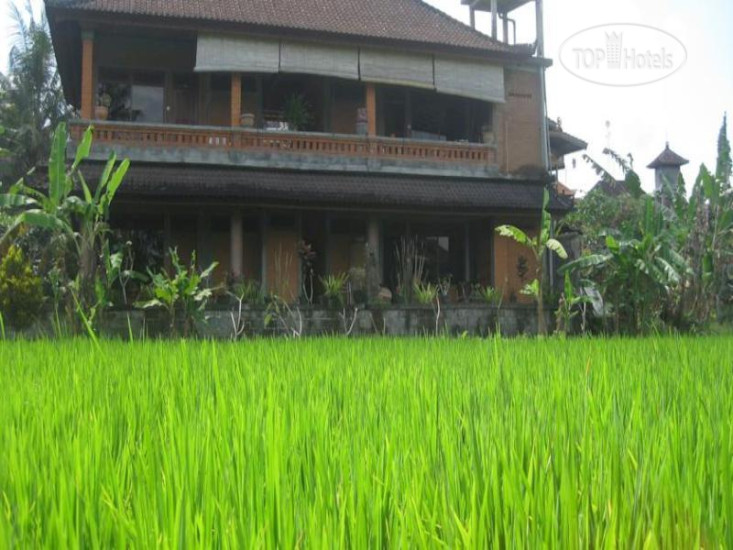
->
<box><xmin>69</xmin><ymin>120</ymin><xmax>499</xmax><ymax>178</ymax></box>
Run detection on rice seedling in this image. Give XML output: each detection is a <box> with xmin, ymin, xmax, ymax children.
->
<box><xmin>0</xmin><ymin>337</ymin><xmax>730</xmax><ymax>547</ymax></box>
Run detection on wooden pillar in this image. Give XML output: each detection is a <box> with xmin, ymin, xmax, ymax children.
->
<box><xmin>81</xmin><ymin>30</ymin><xmax>95</xmax><ymax>120</ymax></box>
<box><xmin>230</xmin><ymin>213</ymin><xmax>243</xmax><ymax>279</ymax></box>
<box><xmin>365</xmin><ymin>83</ymin><xmax>377</xmax><ymax>137</ymax></box>
<box><xmin>231</xmin><ymin>73</ymin><xmax>242</xmax><ymax>127</ymax></box>
<box><xmin>367</xmin><ymin>217</ymin><xmax>382</xmax><ymax>291</ymax></box>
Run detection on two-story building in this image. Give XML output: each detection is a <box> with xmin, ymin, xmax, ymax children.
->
<box><xmin>46</xmin><ymin>0</ymin><xmax>571</xmax><ymax>302</ymax></box>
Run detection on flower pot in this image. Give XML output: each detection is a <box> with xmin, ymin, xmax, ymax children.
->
<box><xmin>482</xmin><ymin>129</ymin><xmax>496</xmax><ymax>146</ymax></box>
<box><xmin>94</xmin><ymin>106</ymin><xmax>109</xmax><ymax>121</ymax></box>
<box><xmin>241</xmin><ymin>112</ymin><xmax>256</xmax><ymax>128</ymax></box>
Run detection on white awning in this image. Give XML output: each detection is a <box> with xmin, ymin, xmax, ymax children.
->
<box><xmin>195</xmin><ymin>34</ymin><xmax>280</xmax><ymax>73</ymax></box>
<box><xmin>280</xmin><ymin>42</ymin><xmax>359</xmax><ymax>80</ymax></box>
<box><xmin>359</xmin><ymin>49</ymin><xmax>435</xmax><ymax>89</ymax></box>
<box><xmin>434</xmin><ymin>57</ymin><xmax>505</xmax><ymax>103</ymax></box>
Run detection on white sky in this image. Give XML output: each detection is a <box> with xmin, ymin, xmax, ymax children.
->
<box><xmin>1</xmin><ymin>0</ymin><xmax>732</xmax><ymax>194</ymax></box>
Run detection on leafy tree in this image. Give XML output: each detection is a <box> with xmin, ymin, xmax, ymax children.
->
<box><xmin>717</xmin><ymin>113</ymin><xmax>731</xmax><ymax>187</ymax></box>
<box><xmin>496</xmin><ymin>189</ymin><xmax>568</xmax><ymax>335</ymax></box>
<box><xmin>0</xmin><ymin>3</ymin><xmax>69</xmax><ymax>182</ymax></box>
<box><xmin>562</xmin><ymin>198</ymin><xmax>690</xmax><ymax>333</ymax></box>
<box><xmin>0</xmin><ymin>123</ymin><xmax>129</xmax><ymax>331</ymax></box>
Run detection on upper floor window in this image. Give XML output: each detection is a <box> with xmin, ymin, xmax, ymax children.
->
<box><xmin>98</xmin><ymin>68</ymin><xmax>165</xmax><ymax>123</ymax></box>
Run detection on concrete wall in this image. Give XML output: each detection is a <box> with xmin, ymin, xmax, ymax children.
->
<box><xmin>7</xmin><ymin>306</ymin><xmax>547</xmax><ymax>340</ymax></box>
<box><xmin>109</xmin><ymin>305</ymin><xmax>545</xmax><ymax>339</ymax></box>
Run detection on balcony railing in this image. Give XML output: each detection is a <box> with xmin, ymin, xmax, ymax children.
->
<box><xmin>69</xmin><ymin>120</ymin><xmax>496</xmax><ymax>167</ymax></box>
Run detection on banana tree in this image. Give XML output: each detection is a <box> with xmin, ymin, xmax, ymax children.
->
<box><xmin>496</xmin><ymin>189</ymin><xmax>568</xmax><ymax>335</ymax></box>
<box><xmin>0</xmin><ymin>123</ymin><xmax>129</xmax><ymax>328</ymax></box>
<box><xmin>561</xmin><ymin>198</ymin><xmax>690</xmax><ymax>333</ymax></box>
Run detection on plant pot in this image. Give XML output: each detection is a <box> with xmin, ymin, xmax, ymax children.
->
<box><xmin>482</xmin><ymin>130</ymin><xmax>496</xmax><ymax>146</ymax></box>
<box><xmin>94</xmin><ymin>106</ymin><xmax>109</xmax><ymax>121</ymax></box>
<box><xmin>241</xmin><ymin>112</ymin><xmax>255</xmax><ymax>128</ymax></box>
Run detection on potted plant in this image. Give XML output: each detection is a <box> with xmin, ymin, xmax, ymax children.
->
<box><xmin>481</xmin><ymin>124</ymin><xmax>495</xmax><ymax>146</ymax></box>
<box><xmin>95</xmin><ymin>93</ymin><xmax>112</xmax><ymax>121</ymax></box>
<box><xmin>282</xmin><ymin>94</ymin><xmax>313</xmax><ymax>131</ymax></box>
<box><xmin>241</xmin><ymin>112</ymin><xmax>256</xmax><ymax>128</ymax></box>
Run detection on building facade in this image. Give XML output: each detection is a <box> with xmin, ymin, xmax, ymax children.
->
<box><xmin>46</xmin><ymin>0</ymin><xmax>572</xmax><ymax>303</ymax></box>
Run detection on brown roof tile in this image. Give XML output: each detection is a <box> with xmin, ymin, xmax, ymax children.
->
<box><xmin>46</xmin><ymin>0</ymin><xmax>527</xmax><ymax>55</ymax></box>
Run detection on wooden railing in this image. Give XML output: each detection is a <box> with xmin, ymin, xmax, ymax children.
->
<box><xmin>69</xmin><ymin>121</ymin><xmax>496</xmax><ymax>166</ymax></box>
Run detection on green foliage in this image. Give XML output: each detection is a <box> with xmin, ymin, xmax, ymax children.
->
<box><xmin>1</xmin><ymin>337</ymin><xmax>732</xmax><ymax>546</ymax></box>
<box><xmin>0</xmin><ymin>245</ymin><xmax>43</xmax><ymax>330</ymax></box>
<box><xmin>716</xmin><ymin>113</ymin><xmax>731</xmax><ymax>185</ymax></box>
<box><xmin>555</xmin><ymin>272</ymin><xmax>592</xmax><ymax>335</ymax></box>
<box><xmin>0</xmin><ymin>4</ymin><xmax>69</xmax><ymax>182</ymax></box>
<box><xmin>413</xmin><ymin>281</ymin><xmax>437</xmax><ymax>305</ymax></box>
<box><xmin>561</xmin><ymin>189</ymin><xmax>646</xmax><ymax>252</ymax></box>
<box><xmin>475</xmin><ymin>284</ymin><xmax>502</xmax><ymax>306</ymax></box>
<box><xmin>0</xmin><ymin>123</ymin><xmax>129</xmax><ymax>332</ymax></box>
<box><xmin>282</xmin><ymin>93</ymin><xmax>313</xmax><ymax>131</ymax></box>
<box><xmin>562</xmin><ymin>198</ymin><xmax>691</xmax><ymax>333</ymax></box>
<box><xmin>320</xmin><ymin>273</ymin><xmax>348</xmax><ymax>307</ymax></box>
<box><xmin>136</xmin><ymin>248</ymin><xmax>218</xmax><ymax>337</ymax></box>
<box><xmin>229</xmin><ymin>279</ymin><xmax>264</xmax><ymax>307</ymax></box>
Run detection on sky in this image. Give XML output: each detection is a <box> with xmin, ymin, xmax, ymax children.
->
<box><xmin>1</xmin><ymin>0</ymin><xmax>732</xmax><ymax>195</ymax></box>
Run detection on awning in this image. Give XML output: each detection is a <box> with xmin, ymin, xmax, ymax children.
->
<box><xmin>195</xmin><ymin>34</ymin><xmax>506</xmax><ymax>103</ymax></box>
<box><xmin>195</xmin><ymin>34</ymin><xmax>280</xmax><ymax>73</ymax></box>
<box><xmin>359</xmin><ymin>49</ymin><xmax>435</xmax><ymax>89</ymax></box>
<box><xmin>280</xmin><ymin>41</ymin><xmax>359</xmax><ymax>80</ymax></box>
<box><xmin>434</xmin><ymin>56</ymin><xmax>505</xmax><ymax>103</ymax></box>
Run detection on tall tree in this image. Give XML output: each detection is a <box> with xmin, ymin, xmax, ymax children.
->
<box><xmin>716</xmin><ymin>113</ymin><xmax>731</xmax><ymax>188</ymax></box>
<box><xmin>0</xmin><ymin>3</ymin><xmax>69</xmax><ymax>182</ymax></box>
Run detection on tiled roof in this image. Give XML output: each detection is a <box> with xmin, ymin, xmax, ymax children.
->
<box><xmin>77</xmin><ymin>163</ymin><xmax>571</xmax><ymax>212</ymax></box>
<box><xmin>45</xmin><ymin>0</ymin><xmax>526</xmax><ymax>55</ymax></box>
<box><xmin>647</xmin><ymin>144</ymin><xmax>689</xmax><ymax>169</ymax></box>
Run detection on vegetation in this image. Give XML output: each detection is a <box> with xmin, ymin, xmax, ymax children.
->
<box><xmin>0</xmin><ymin>244</ymin><xmax>43</xmax><ymax>329</ymax></box>
<box><xmin>562</xmin><ymin>115</ymin><xmax>732</xmax><ymax>334</ymax></box>
<box><xmin>136</xmin><ymin>248</ymin><xmax>218</xmax><ymax>337</ymax></box>
<box><xmin>0</xmin><ymin>4</ymin><xmax>68</xmax><ymax>183</ymax></box>
<box><xmin>320</xmin><ymin>273</ymin><xmax>348</xmax><ymax>308</ymax></box>
<box><xmin>0</xmin><ymin>337</ymin><xmax>731</xmax><ymax>547</ymax></box>
<box><xmin>0</xmin><ymin>123</ymin><xmax>129</xmax><ymax>331</ymax></box>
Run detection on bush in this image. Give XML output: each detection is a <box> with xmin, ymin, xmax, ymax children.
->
<box><xmin>0</xmin><ymin>245</ymin><xmax>44</xmax><ymax>330</ymax></box>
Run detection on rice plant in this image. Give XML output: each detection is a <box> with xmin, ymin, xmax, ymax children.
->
<box><xmin>0</xmin><ymin>337</ymin><xmax>731</xmax><ymax>547</ymax></box>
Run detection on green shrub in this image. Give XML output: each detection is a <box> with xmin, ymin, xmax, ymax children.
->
<box><xmin>0</xmin><ymin>245</ymin><xmax>44</xmax><ymax>330</ymax></box>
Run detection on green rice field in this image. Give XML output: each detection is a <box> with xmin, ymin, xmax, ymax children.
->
<box><xmin>0</xmin><ymin>337</ymin><xmax>731</xmax><ymax>547</ymax></box>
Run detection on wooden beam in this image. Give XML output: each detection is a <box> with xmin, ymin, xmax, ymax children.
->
<box><xmin>365</xmin><ymin>83</ymin><xmax>377</xmax><ymax>137</ymax></box>
<box><xmin>230</xmin><ymin>73</ymin><xmax>242</xmax><ymax>127</ymax></box>
<box><xmin>80</xmin><ymin>30</ymin><xmax>94</xmax><ymax>120</ymax></box>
